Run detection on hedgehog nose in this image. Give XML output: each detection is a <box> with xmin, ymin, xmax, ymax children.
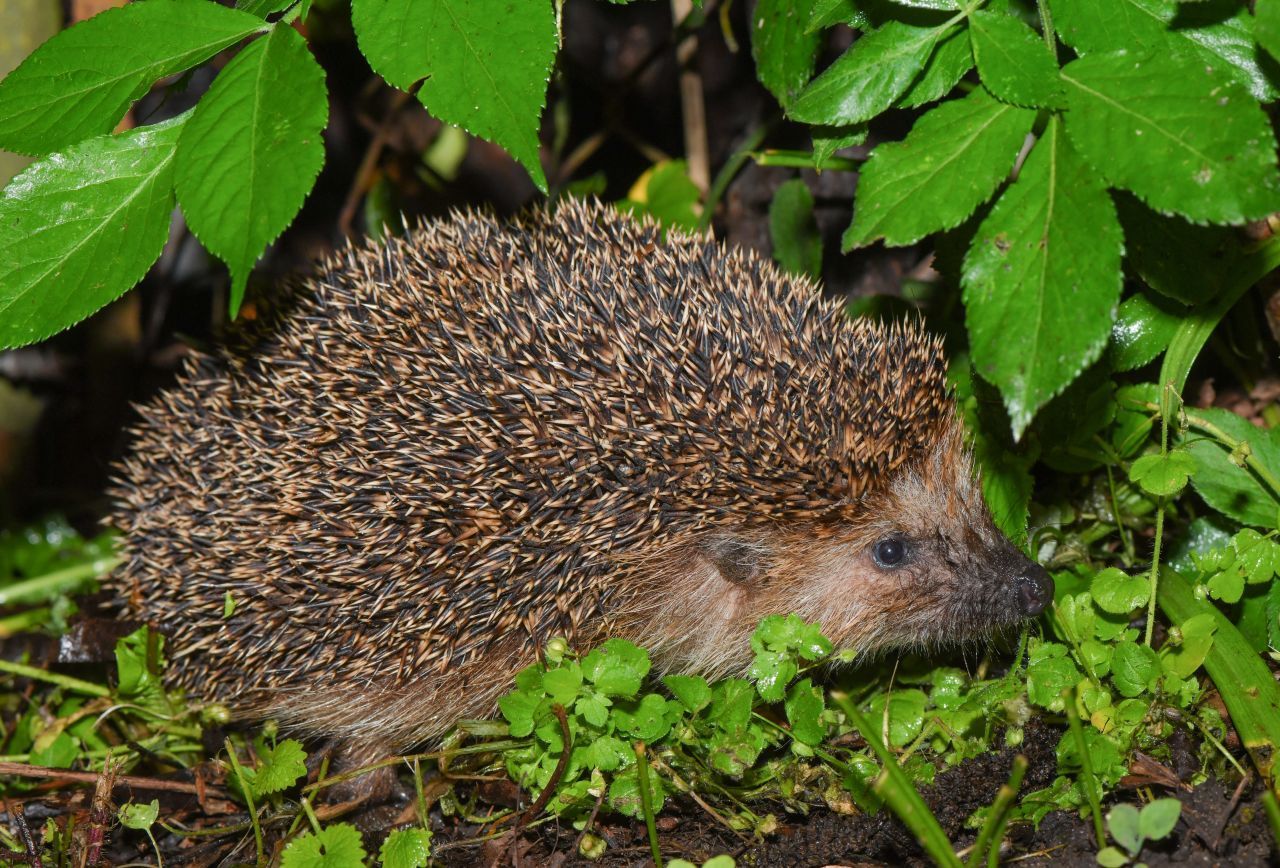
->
<box><xmin>1016</xmin><ymin>563</ymin><xmax>1054</xmax><ymax>616</ymax></box>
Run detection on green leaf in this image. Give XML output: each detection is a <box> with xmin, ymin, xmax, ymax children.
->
<box><xmin>807</xmin><ymin>0</ymin><xmax>868</xmax><ymax>32</ymax></box>
<box><xmin>785</xmin><ymin>678</ymin><xmax>826</xmax><ymax>746</ymax></box>
<box><xmin>1110</xmin><ymin>292</ymin><xmax>1184</xmax><ymax>371</ymax></box>
<box><xmin>0</xmin><ymin>0</ymin><xmax>264</xmax><ymax>156</ymax></box>
<box><xmin>973</xmin><ymin>431</ymin><xmax>1033</xmax><ymax>547</ymax></box>
<box><xmin>896</xmin><ymin>25</ymin><xmax>974</xmax><ymax>108</ymax></box>
<box><xmin>1160</xmin><ymin>612</ymin><xmax>1217</xmax><ymax>678</ymax></box>
<box><xmin>0</xmin><ymin>116</ymin><xmax>184</xmax><ymax>349</ymax></box>
<box><xmin>1139</xmin><ymin>797</ymin><xmax>1182</xmax><ymax>841</ymax></box>
<box><xmin>238</xmin><ymin>0</ymin><xmax>298</xmax><ymax>16</ymax></box>
<box><xmin>846</xmin><ymin>87</ymin><xmax>1035</xmax><ymax>248</ymax></box>
<box><xmin>280</xmin><ymin>823</ymin><xmax>367</xmax><ymax>868</ymax></box>
<box><xmin>1106</xmin><ymin>802</ymin><xmax>1143</xmax><ymax>855</ymax></box>
<box><xmin>580</xmin><ymin>735</ymin><xmax>631</xmax><ymax>771</ymax></box>
<box><xmin>663</xmin><ymin>674</ymin><xmax>712</xmax><ymax>713</ymax></box>
<box><xmin>542</xmin><ymin>664</ymin><xmax>583</xmax><ymax>705</ymax></box>
<box><xmin>498</xmin><ymin>688</ymin><xmax>539</xmax><ymax>737</ymax></box>
<box><xmin>789</xmin><ymin>21</ymin><xmax>945</xmax><ymax>125</ymax></box>
<box><xmin>1060</xmin><ymin>49</ymin><xmax>1280</xmax><ymax>224</ymax></box>
<box><xmin>750</xmin><ymin>650</ymin><xmax>798</xmax><ymax>703</ymax></box>
<box><xmin>1207</xmin><ymin>567</ymin><xmax>1246</xmax><ymax>604</ymax></box>
<box><xmin>1095</xmin><ymin>846</ymin><xmax>1130</xmax><ymax>868</ymax></box>
<box><xmin>1114</xmin><ymin>193</ymin><xmax>1250</xmax><ymax>305</ymax></box>
<box><xmin>1091</xmin><ymin>567</ymin><xmax>1151</xmax><ymax>615</ymax></box>
<box><xmin>811</xmin><ymin>124</ymin><xmax>867</xmax><ymax>169</ymax></box>
<box><xmin>615</xmin><ymin>693</ymin><xmax>672</xmax><ymax>741</ymax></box>
<box><xmin>969</xmin><ymin>9</ymin><xmax>1064</xmax><ymax>108</ymax></box>
<box><xmin>114</xmin><ymin>625</ymin><xmax>167</xmax><ymax>708</ymax></box>
<box><xmin>250</xmin><ymin>738</ymin><xmax>307</xmax><ymax>796</ymax></box>
<box><xmin>1259</xmin><ymin>0</ymin><xmax>1280</xmax><ymax>62</ymax></box>
<box><xmin>1183</xmin><ymin>407</ymin><xmax>1280</xmax><ymax>528</ymax></box>
<box><xmin>1111</xmin><ymin>641</ymin><xmax>1161</xmax><ymax>697</ymax></box>
<box><xmin>582</xmin><ymin>639</ymin><xmax>650</xmax><ymax>697</ymax></box>
<box><xmin>351</xmin><ymin>0</ymin><xmax>555</xmax><ymax>190</ymax></box>
<box><xmin>962</xmin><ymin>118</ymin><xmax>1123</xmax><ymax>439</ymax></box>
<box><xmin>753</xmin><ymin>0</ymin><xmax>821</xmax><ymax>107</ymax></box>
<box><xmin>378</xmin><ymin>827</ymin><xmax>432</xmax><ymax>868</ymax></box>
<box><xmin>1234</xmin><ymin>529</ymin><xmax>1280</xmax><ymax>584</ymax></box>
<box><xmin>769</xmin><ymin>179</ymin><xmax>822</xmax><ymax>279</ymax></box>
<box><xmin>608</xmin><ymin>768</ymin><xmax>668</xmax><ymax>818</ymax></box>
<box><xmin>118</xmin><ymin>799</ymin><xmax>159</xmax><ymax>830</ymax></box>
<box><xmin>864</xmin><ymin>689</ymin><xmax>928</xmax><ymax>748</ymax></box>
<box><xmin>175</xmin><ymin>24</ymin><xmax>327</xmax><ymax>317</ymax></box>
<box><xmin>1129</xmin><ymin>450</ymin><xmax>1196</xmax><ymax>496</ymax></box>
<box><xmin>619</xmin><ymin>160</ymin><xmax>702</xmax><ymax>232</ymax></box>
<box><xmin>1026</xmin><ymin>647</ymin><xmax>1082</xmax><ymax>711</ymax></box>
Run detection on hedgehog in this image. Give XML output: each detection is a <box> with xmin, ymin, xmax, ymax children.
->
<box><xmin>108</xmin><ymin>199</ymin><xmax>1053</xmax><ymax>775</ymax></box>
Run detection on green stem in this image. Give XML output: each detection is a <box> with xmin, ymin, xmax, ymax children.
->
<box><xmin>0</xmin><ymin>555</ymin><xmax>121</xmax><ymax>607</ymax></box>
<box><xmin>1037</xmin><ymin>0</ymin><xmax>1057</xmax><ymax>55</ymax></box>
<box><xmin>966</xmin><ymin>754</ymin><xmax>1028</xmax><ymax>868</ymax></box>
<box><xmin>632</xmin><ymin>742</ymin><xmax>663</xmax><ymax>868</ymax></box>
<box><xmin>1145</xmin><ymin>502</ymin><xmax>1165</xmax><ymax>647</ymax></box>
<box><xmin>1185</xmin><ymin>410</ymin><xmax>1280</xmax><ymax>504</ymax></box>
<box><xmin>0</xmin><ymin>659</ymin><xmax>110</xmax><ymax>697</ymax></box>
<box><xmin>834</xmin><ymin>696</ymin><xmax>963</xmax><ymax>868</ymax></box>
<box><xmin>224</xmin><ymin>739</ymin><xmax>265</xmax><ymax>865</ymax></box>
<box><xmin>0</xmin><ymin>608</ymin><xmax>50</xmax><ymax>637</ymax></box>
<box><xmin>1262</xmin><ymin>789</ymin><xmax>1280</xmax><ymax>854</ymax></box>
<box><xmin>1065</xmin><ymin>688</ymin><xmax>1106</xmax><ymax>848</ymax></box>
<box><xmin>751</xmin><ymin>149</ymin><xmax>864</xmax><ymax>172</ymax></box>
<box><xmin>699</xmin><ymin>118</ymin><xmax>775</xmax><ymax>232</ymax></box>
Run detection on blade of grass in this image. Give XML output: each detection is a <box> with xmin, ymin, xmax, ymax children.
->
<box><xmin>1157</xmin><ymin>568</ymin><xmax>1280</xmax><ymax>783</ymax></box>
<box><xmin>966</xmin><ymin>754</ymin><xmax>1028</xmax><ymax>868</ymax></box>
<box><xmin>1065</xmin><ymin>688</ymin><xmax>1106</xmax><ymax>848</ymax></box>
<box><xmin>1262</xmin><ymin>788</ymin><xmax>1280</xmax><ymax>853</ymax></box>
<box><xmin>633</xmin><ymin>741</ymin><xmax>663</xmax><ymax>868</ymax></box>
<box><xmin>833</xmin><ymin>695</ymin><xmax>963</xmax><ymax>868</ymax></box>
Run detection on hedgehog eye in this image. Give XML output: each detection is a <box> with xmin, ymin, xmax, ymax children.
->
<box><xmin>872</xmin><ymin>537</ymin><xmax>908</xmax><ymax>568</ymax></box>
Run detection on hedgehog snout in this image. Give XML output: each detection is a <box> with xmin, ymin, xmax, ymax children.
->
<box><xmin>1015</xmin><ymin>562</ymin><xmax>1054</xmax><ymax>616</ymax></box>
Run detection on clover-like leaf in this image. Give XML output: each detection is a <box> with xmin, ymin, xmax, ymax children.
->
<box><xmin>1130</xmin><ymin>450</ymin><xmax>1196</xmax><ymax>497</ymax></box>
<box><xmin>280</xmin><ymin>822</ymin><xmax>367</xmax><ymax>868</ymax></box>
<box><xmin>378</xmin><ymin>827</ymin><xmax>432</xmax><ymax>868</ymax></box>
<box><xmin>1091</xmin><ymin>567</ymin><xmax>1151</xmax><ymax>615</ymax></box>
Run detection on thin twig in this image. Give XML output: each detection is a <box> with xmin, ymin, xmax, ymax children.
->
<box><xmin>337</xmin><ymin>87</ymin><xmax>415</xmax><ymax>239</ymax></box>
<box><xmin>0</xmin><ymin>762</ymin><xmax>221</xmax><ymax>796</ymax></box>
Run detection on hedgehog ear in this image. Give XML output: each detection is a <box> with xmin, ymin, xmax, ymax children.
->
<box><xmin>701</xmin><ymin>535</ymin><xmax>770</xmax><ymax>585</ymax></box>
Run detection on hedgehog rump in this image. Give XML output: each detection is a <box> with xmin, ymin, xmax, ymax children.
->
<box><xmin>108</xmin><ymin>200</ymin><xmax>1047</xmax><ymax>751</ymax></box>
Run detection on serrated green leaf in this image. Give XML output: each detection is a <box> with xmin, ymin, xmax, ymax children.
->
<box><xmin>807</xmin><ymin>0</ymin><xmax>868</xmax><ymax>32</ymax></box>
<box><xmin>1048</xmin><ymin>0</ymin><xmax>1275</xmax><ymax>101</ymax></box>
<box><xmin>238</xmin><ymin>0</ymin><xmax>298</xmax><ymax>17</ymax></box>
<box><xmin>498</xmin><ymin>689</ymin><xmax>539</xmax><ymax>737</ymax></box>
<box><xmin>865</xmin><ymin>689</ymin><xmax>927</xmax><ymax>748</ymax></box>
<box><xmin>892</xmin><ymin>0</ymin><xmax>958</xmax><ymax>8</ymax></box>
<box><xmin>1259</xmin><ymin>0</ymin><xmax>1280</xmax><ymax>62</ymax></box>
<box><xmin>280</xmin><ymin>823</ymin><xmax>367</xmax><ymax>868</ymax></box>
<box><xmin>0</xmin><ymin>116</ymin><xmax>183</xmax><ymax>349</ymax></box>
<box><xmin>969</xmin><ymin>9</ymin><xmax>1064</xmax><ymax>108</ymax></box>
<box><xmin>1130</xmin><ymin>450</ymin><xmax>1196</xmax><ymax>496</ymax></box>
<box><xmin>1110</xmin><ymin>291</ymin><xmax>1184</xmax><ymax>371</ymax></box>
<box><xmin>785</xmin><ymin>678</ymin><xmax>826</xmax><ymax>746</ymax></box>
<box><xmin>790</xmin><ymin>21</ymin><xmax>945</xmax><ymax>125</ymax></box>
<box><xmin>1091</xmin><ymin>567</ymin><xmax>1151</xmax><ymax>614</ymax></box>
<box><xmin>582</xmin><ymin>638</ymin><xmax>650</xmax><ymax>697</ymax></box>
<box><xmin>175</xmin><ymin>25</ymin><xmax>326</xmax><ymax>317</ymax></box>
<box><xmin>847</xmin><ymin>87</ymin><xmax>1034</xmax><ymax>248</ymax></box>
<box><xmin>811</xmin><ymin>123</ymin><xmax>867</xmax><ymax>169</ymax></box>
<box><xmin>1061</xmin><ymin>49</ymin><xmax>1280</xmax><ymax>224</ymax></box>
<box><xmin>378</xmin><ymin>827</ymin><xmax>432</xmax><ymax>868</ymax></box>
<box><xmin>662</xmin><ymin>674</ymin><xmax>712</xmax><ymax>713</ymax></box>
<box><xmin>896</xmin><ymin>25</ymin><xmax>974</xmax><ymax>108</ymax></box>
<box><xmin>753</xmin><ymin>0</ymin><xmax>821</xmax><ymax>107</ymax></box>
<box><xmin>250</xmin><ymin>738</ymin><xmax>307</xmax><ymax>796</ymax></box>
<box><xmin>962</xmin><ymin>118</ymin><xmax>1123</xmax><ymax>439</ymax></box>
<box><xmin>769</xmin><ymin>179</ymin><xmax>822</xmax><ymax>278</ymax></box>
<box><xmin>1114</xmin><ymin>193</ymin><xmax>1247</xmax><ymax>305</ymax></box>
<box><xmin>1183</xmin><ymin>407</ymin><xmax>1280</xmax><ymax>528</ymax></box>
<box><xmin>351</xmin><ymin>0</ymin><xmax>555</xmax><ymax>191</ymax></box>
<box><xmin>1112</xmin><ymin>640</ymin><xmax>1161</xmax><ymax>697</ymax></box>
<box><xmin>0</xmin><ymin>0</ymin><xmax>264</xmax><ymax>156</ymax></box>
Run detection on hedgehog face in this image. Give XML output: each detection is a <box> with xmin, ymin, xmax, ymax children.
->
<box><xmin>781</xmin><ymin>425</ymin><xmax>1054</xmax><ymax>653</ymax></box>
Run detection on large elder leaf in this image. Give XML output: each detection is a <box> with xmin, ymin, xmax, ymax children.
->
<box><xmin>1061</xmin><ymin>49</ymin><xmax>1280</xmax><ymax>224</ymax></box>
<box><xmin>846</xmin><ymin>86</ymin><xmax>1034</xmax><ymax>248</ymax></box>
<box><xmin>969</xmin><ymin>9</ymin><xmax>1064</xmax><ymax>108</ymax></box>
<box><xmin>0</xmin><ymin>0</ymin><xmax>264</xmax><ymax>156</ymax></box>
<box><xmin>753</xmin><ymin>0</ymin><xmax>821</xmax><ymax>108</ymax></box>
<box><xmin>175</xmin><ymin>25</ymin><xmax>328</xmax><ymax>316</ymax></box>
<box><xmin>0</xmin><ymin>117</ymin><xmax>185</xmax><ymax>349</ymax></box>
<box><xmin>351</xmin><ymin>0</ymin><xmax>556</xmax><ymax>191</ymax></box>
<box><xmin>962</xmin><ymin>118</ymin><xmax>1123</xmax><ymax>439</ymax></box>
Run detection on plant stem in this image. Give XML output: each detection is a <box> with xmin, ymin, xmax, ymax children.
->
<box><xmin>1145</xmin><ymin>501</ymin><xmax>1165</xmax><ymax>647</ymax></box>
<box><xmin>751</xmin><ymin>149</ymin><xmax>864</xmax><ymax>172</ymax></box>
<box><xmin>1037</xmin><ymin>0</ymin><xmax>1058</xmax><ymax>55</ymax></box>
<box><xmin>0</xmin><ymin>555</ymin><xmax>121</xmax><ymax>607</ymax></box>
<box><xmin>834</xmin><ymin>696</ymin><xmax>964</xmax><ymax>868</ymax></box>
<box><xmin>1065</xmin><ymin>688</ymin><xmax>1106</xmax><ymax>848</ymax></box>
<box><xmin>966</xmin><ymin>754</ymin><xmax>1028</xmax><ymax>868</ymax></box>
<box><xmin>1262</xmin><ymin>788</ymin><xmax>1280</xmax><ymax>854</ymax></box>
<box><xmin>0</xmin><ymin>659</ymin><xmax>110</xmax><ymax>697</ymax></box>
<box><xmin>632</xmin><ymin>741</ymin><xmax>663</xmax><ymax>868</ymax></box>
<box><xmin>224</xmin><ymin>739</ymin><xmax>265</xmax><ymax>865</ymax></box>
<box><xmin>699</xmin><ymin>118</ymin><xmax>775</xmax><ymax>231</ymax></box>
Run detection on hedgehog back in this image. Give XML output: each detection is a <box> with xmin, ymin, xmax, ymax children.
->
<box><xmin>109</xmin><ymin>201</ymin><xmax>948</xmax><ymax>709</ymax></box>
